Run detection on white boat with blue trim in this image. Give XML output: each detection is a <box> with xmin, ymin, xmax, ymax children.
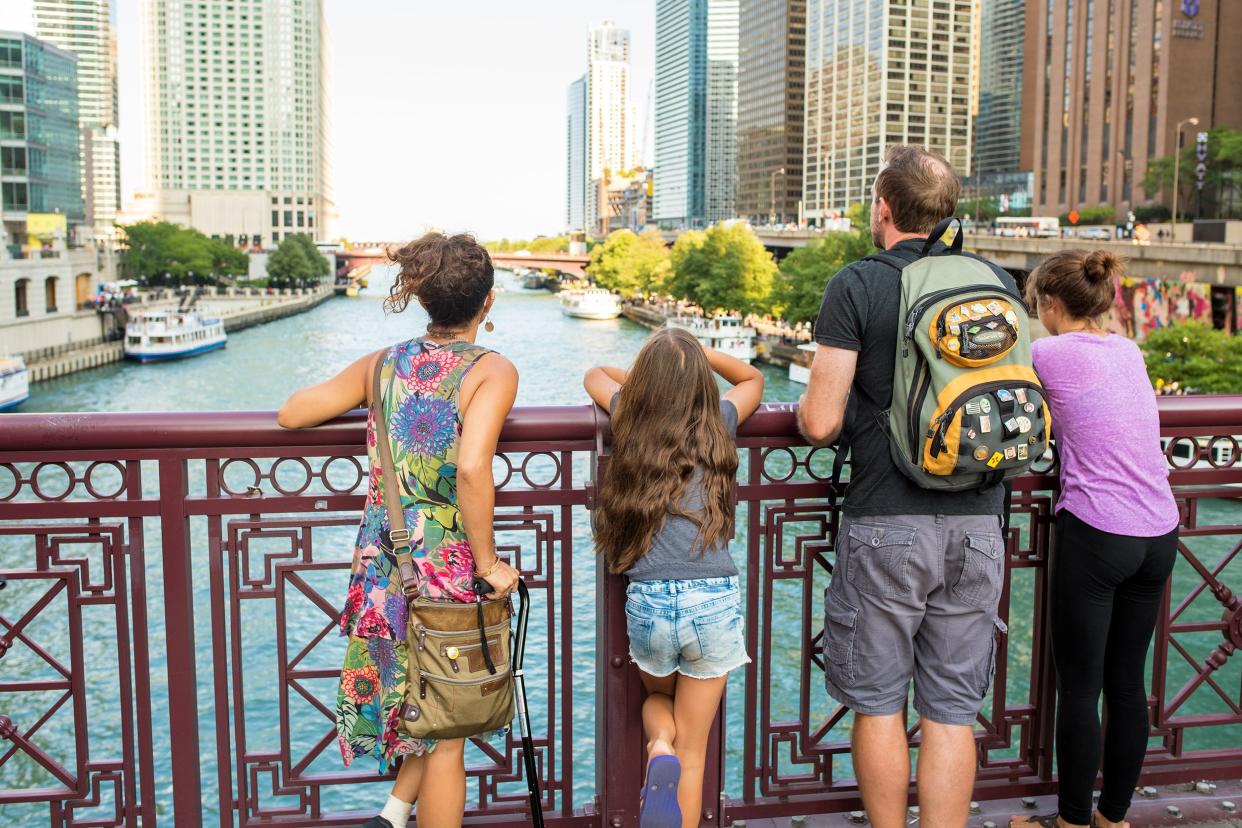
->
<box><xmin>0</xmin><ymin>355</ymin><xmax>30</xmax><ymax>411</ymax></box>
<box><xmin>124</xmin><ymin>310</ymin><xmax>227</xmax><ymax>363</ymax></box>
<box><xmin>559</xmin><ymin>288</ymin><xmax>622</xmax><ymax>320</ymax></box>
<box><xmin>666</xmin><ymin>314</ymin><xmax>757</xmax><ymax>362</ymax></box>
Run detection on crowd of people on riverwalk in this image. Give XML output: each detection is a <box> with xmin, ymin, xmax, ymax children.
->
<box><xmin>277</xmin><ymin>144</ymin><xmax>1179</xmax><ymax>828</ymax></box>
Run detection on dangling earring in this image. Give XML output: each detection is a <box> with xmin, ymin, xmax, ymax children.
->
<box><xmin>484</xmin><ymin>318</ymin><xmax>495</xmax><ymax>333</ymax></box>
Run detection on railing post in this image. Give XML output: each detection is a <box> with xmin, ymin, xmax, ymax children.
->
<box><xmin>158</xmin><ymin>457</ymin><xmax>203</xmax><ymax>825</ymax></box>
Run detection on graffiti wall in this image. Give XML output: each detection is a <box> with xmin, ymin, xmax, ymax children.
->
<box><xmin>1106</xmin><ymin>277</ymin><xmax>1216</xmax><ymax>340</ymax></box>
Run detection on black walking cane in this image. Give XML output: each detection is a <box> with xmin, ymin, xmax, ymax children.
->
<box><xmin>475</xmin><ymin>576</ymin><xmax>543</xmax><ymax>827</ymax></box>
<box><xmin>513</xmin><ymin>579</ymin><xmax>545</xmax><ymax>828</ymax></box>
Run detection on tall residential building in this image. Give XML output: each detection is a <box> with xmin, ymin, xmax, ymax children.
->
<box><xmin>566</xmin><ymin>75</ymin><xmax>587</xmax><ymax>231</ymax></box>
<box><xmin>736</xmin><ymin>0</ymin><xmax>805</xmax><ymax>224</ymax></box>
<box><xmin>141</xmin><ymin>0</ymin><xmax>332</xmax><ymax>244</ymax></box>
<box><xmin>1025</xmin><ymin>0</ymin><xmax>1242</xmax><ymax>219</ymax></box>
<box><xmin>0</xmin><ymin>32</ymin><xmax>85</xmax><ymax>244</ymax></box>
<box><xmin>803</xmin><ymin>0</ymin><xmax>976</xmax><ymax>222</ymax></box>
<box><xmin>585</xmin><ymin>23</ymin><xmax>636</xmax><ymax>233</ymax></box>
<box><xmin>34</xmin><ymin>0</ymin><xmax>120</xmax><ymax>242</ymax></box>
<box><xmin>653</xmin><ymin>0</ymin><xmax>738</xmax><ymax>227</ymax></box>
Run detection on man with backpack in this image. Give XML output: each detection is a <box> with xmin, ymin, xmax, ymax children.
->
<box><xmin>798</xmin><ymin>145</ymin><xmax>1045</xmax><ymax>828</ymax></box>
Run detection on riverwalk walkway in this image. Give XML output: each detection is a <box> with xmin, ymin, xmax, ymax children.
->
<box><xmin>23</xmin><ymin>284</ymin><xmax>334</xmax><ymax>382</ymax></box>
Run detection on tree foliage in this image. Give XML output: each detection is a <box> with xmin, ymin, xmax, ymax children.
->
<box><xmin>119</xmin><ymin>221</ymin><xmax>250</xmax><ymax>286</ymax></box>
<box><xmin>1141</xmin><ymin>322</ymin><xmax>1242</xmax><ymax>395</ymax></box>
<box><xmin>587</xmin><ymin>229</ymin><xmax>670</xmax><ymax>295</ymax></box>
<box><xmin>1058</xmin><ymin>205</ymin><xmax>1115</xmax><ymax>226</ymax></box>
<box><xmin>1140</xmin><ymin>127</ymin><xmax>1242</xmax><ymax>220</ymax></box>
<box><xmin>266</xmin><ymin>234</ymin><xmax>327</xmax><ymax>287</ymax></box>
<box><xmin>774</xmin><ymin>231</ymin><xmax>874</xmax><ymax>325</ymax></box>
<box><xmin>668</xmin><ymin>223</ymin><xmax>777</xmax><ymax>312</ymax></box>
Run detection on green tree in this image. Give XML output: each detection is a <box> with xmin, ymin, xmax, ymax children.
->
<box><xmin>669</xmin><ymin>224</ymin><xmax>777</xmax><ymax>312</ymax></box>
<box><xmin>288</xmin><ymin>233</ymin><xmax>330</xmax><ymax>282</ymax></box>
<box><xmin>774</xmin><ymin>231</ymin><xmax>873</xmax><ymax>324</ymax></box>
<box><xmin>209</xmin><ymin>238</ymin><xmax>250</xmax><ymax>280</ymax></box>
<box><xmin>587</xmin><ymin>228</ymin><xmax>670</xmax><ymax>295</ymax></box>
<box><xmin>1141</xmin><ymin>126</ymin><xmax>1242</xmax><ymax>220</ymax></box>
<box><xmin>266</xmin><ymin>236</ymin><xmax>315</xmax><ymax>287</ymax></box>
<box><xmin>1141</xmin><ymin>322</ymin><xmax>1242</xmax><ymax>395</ymax></box>
<box><xmin>845</xmin><ymin>200</ymin><xmax>872</xmax><ymax>232</ymax></box>
<box><xmin>1058</xmin><ymin>205</ymin><xmax>1115</xmax><ymax>225</ymax></box>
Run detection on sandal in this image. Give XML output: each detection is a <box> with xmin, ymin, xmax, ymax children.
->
<box><xmin>639</xmin><ymin>754</ymin><xmax>681</xmax><ymax>828</ymax></box>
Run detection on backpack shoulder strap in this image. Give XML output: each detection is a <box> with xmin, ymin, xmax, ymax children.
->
<box><xmin>920</xmin><ymin>217</ymin><xmax>965</xmax><ymax>256</ymax></box>
<box><xmin>862</xmin><ymin>250</ymin><xmax>912</xmax><ymax>273</ymax></box>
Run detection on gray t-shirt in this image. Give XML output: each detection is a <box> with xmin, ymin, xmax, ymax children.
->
<box><xmin>609</xmin><ymin>395</ymin><xmax>741</xmax><ymax>582</ymax></box>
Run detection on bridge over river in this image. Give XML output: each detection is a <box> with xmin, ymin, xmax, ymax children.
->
<box><xmin>2</xmin><ymin>392</ymin><xmax>1241</xmax><ymax>826</ymax></box>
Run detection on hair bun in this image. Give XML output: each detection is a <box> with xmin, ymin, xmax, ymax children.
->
<box><xmin>1083</xmin><ymin>250</ymin><xmax>1120</xmax><ymax>284</ymax></box>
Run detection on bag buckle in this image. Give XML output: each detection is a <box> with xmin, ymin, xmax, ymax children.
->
<box><xmin>389</xmin><ymin>528</ymin><xmax>412</xmax><ymax>547</ymax></box>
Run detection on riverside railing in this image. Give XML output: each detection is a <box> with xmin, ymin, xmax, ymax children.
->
<box><xmin>1</xmin><ymin>399</ymin><xmax>1240</xmax><ymax>827</ymax></box>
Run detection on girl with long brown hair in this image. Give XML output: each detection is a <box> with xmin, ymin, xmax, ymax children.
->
<box><xmin>584</xmin><ymin>327</ymin><xmax>764</xmax><ymax>828</ymax></box>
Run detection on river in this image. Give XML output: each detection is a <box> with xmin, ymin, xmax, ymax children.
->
<box><xmin>3</xmin><ymin>268</ymin><xmax>1239</xmax><ymax>821</ymax></box>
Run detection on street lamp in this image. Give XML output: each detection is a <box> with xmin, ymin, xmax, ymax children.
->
<box><xmin>769</xmin><ymin>168</ymin><xmax>786</xmax><ymax>225</ymax></box>
<box><xmin>1171</xmin><ymin>116</ymin><xmax>1200</xmax><ymax>238</ymax></box>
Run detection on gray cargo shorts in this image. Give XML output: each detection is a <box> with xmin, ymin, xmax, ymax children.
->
<box><xmin>823</xmin><ymin>513</ymin><xmax>1008</xmax><ymax>726</ymax></box>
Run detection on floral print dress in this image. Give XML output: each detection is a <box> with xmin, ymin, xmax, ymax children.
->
<box><xmin>337</xmin><ymin>337</ymin><xmax>493</xmax><ymax>771</ymax></box>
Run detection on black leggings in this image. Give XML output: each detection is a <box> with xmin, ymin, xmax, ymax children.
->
<box><xmin>1051</xmin><ymin>510</ymin><xmax>1178</xmax><ymax>825</ymax></box>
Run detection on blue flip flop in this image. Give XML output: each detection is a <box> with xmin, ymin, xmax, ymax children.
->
<box><xmin>639</xmin><ymin>754</ymin><xmax>682</xmax><ymax>828</ymax></box>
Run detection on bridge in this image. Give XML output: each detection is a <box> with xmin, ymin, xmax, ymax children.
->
<box><xmin>2</xmin><ymin>398</ymin><xmax>1241</xmax><ymax>826</ymax></box>
<box><xmin>335</xmin><ymin>245</ymin><xmax>591</xmax><ymax>279</ymax></box>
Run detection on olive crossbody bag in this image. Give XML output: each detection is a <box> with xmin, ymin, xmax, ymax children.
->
<box><xmin>371</xmin><ymin>360</ymin><xmax>516</xmax><ymax>740</ymax></box>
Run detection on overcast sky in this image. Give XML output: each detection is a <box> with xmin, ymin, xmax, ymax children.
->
<box><xmin>0</xmin><ymin>0</ymin><xmax>655</xmax><ymax>242</ymax></box>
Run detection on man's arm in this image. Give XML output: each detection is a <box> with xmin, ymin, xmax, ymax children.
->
<box><xmin>797</xmin><ymin>345</ymin><xmax>857</xmax><ymax>447</ymax></box>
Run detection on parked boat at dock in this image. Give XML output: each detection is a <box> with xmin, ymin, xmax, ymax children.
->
<box><xmin>666</xmin><ymin>314</ymin><xmax>757</xmax><ymax>362</ymax></box>
<box><xmin>559</xmin><ymin>288</ymin><xmax>622</xmax><ymax>320</ymax></box>
<box><xmin>788</xmin><ymin>342</ymin><xmax>817</xmax><ymax>384</ymax></box>
<box><xmin>124</xmin><ymin>310</ymin><xmax>227</xmax><ymax>362</ymax></box>
<box><xmin>0</xmin><ymin>355</ymin><xmax>30</xmax><ymax>411</ymax></box>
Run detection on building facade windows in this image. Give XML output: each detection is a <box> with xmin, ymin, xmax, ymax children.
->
<box><xmin>44</xmin><ymin>276</ymin><xmax>58</xmax><ymax>313</ymax></box>
<box><xmin>15</xmin><ymin>278</ymin><xmax>29</xmax><ymax>317</ymax></box>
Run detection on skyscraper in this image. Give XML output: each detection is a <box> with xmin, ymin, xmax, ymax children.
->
<box><xmin>654</xmin><ymin>0</ymin><xmax>737</xmax><ymax>227</ymax></box>
<box><xmin>34</xmin><ymin>0</ymin><xmax>120</xmax><ymax>241</ymax></box>
<box><xmin>585</xmin><ymin>23</ymin><xmax>636</xmax><ymax>233</ymax></box>
<box><xmin>1025</xmin><ymin>0</ymin><xmax>1241</xmax><ymax>220</ymax></box>
<box><xmin>566</xmin><ymin>75</ymin><xmax>587</xmax><ymax>232</ymax></box>
<box><xmin>803</xmin><ymin>0</ymin><xmax>976</xmax><ymax>222</ymax></box>
<box><xmin>973</xmin><ymin>0</ymin><xmax>1032</xmax><ymax>207</ymax></box>
<box><xmin>0</xmin><ymin>32</ymin><xmax>85</xmax><ymax>240</ymax></box>
<box><xmin>736</xmin><ymin>0</ymin><xmax>805</xmax><ymax>224</ymax></box>
<box><xmin>704</xmin><ymin>0</ymin><xmax>739</xmax><ymax>223</ymax></box>
<box><xmin>141</xmin><ymin>0</ymin><xmax>332</xmax><ymax>244</ymax></box>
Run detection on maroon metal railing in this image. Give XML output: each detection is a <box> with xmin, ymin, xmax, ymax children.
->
<box><xmin>1</xmin><ymin>398</ymin><xmax>1240</xmax><ymax>827</ymax></box>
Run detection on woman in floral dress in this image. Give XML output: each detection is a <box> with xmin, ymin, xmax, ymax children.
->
<box><xmin>279</xmin><ymin>232</ymin><xmax>520</xmax><ymax>828</ymax></box>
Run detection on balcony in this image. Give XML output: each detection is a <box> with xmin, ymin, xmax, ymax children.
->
<box><xmin>1</xmin><ymin>399</ymin><xmax>1240</xmax><ymax>826</ymax></box>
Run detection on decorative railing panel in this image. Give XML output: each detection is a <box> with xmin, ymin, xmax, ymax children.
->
<box><xmin>1</xmin><ymin>398</ymin><xmax>1240</xmax><ymax>827</ymax></box>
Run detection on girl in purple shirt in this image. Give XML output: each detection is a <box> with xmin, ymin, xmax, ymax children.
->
<box><xmin>1012</xmin><ymin>251</ymin><xmax>1179</xmax><ymax>828</ymax></box>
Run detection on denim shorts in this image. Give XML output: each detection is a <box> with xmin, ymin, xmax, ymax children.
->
<box><xmin>625</xmin><ymin>576</ymin><xmax>751</xmax><ymax>680</ymax></box>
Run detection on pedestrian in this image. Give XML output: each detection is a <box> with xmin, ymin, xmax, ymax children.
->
<box><xmin>583</xmin><ymin>328</ymin><xmax>764</xmax><ymax>828</ymax></box>
<box><xmin>799</xmin><ymin>144</ymin><xmax>1020</xmax><ymax>828</ymax></box>
<box><xmin>1010</xmin><ymin>250</ymin><xmax>1179</xmax><ymax>828</ymax></box>
<box><xmin>278</xmin><ymin>232</ymin><xmax>521</xmax><ymax>828</ymax></box>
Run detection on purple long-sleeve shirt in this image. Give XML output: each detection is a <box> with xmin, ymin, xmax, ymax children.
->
<box><xmin>1032</xmin><ymin>332</ymin><xmax>1180</xmax><ymax>537</ymax></box>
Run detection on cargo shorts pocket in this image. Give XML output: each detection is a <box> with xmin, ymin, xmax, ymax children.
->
<box><xmin>823</xmin><ymin>592</ymin><xmax>860</xmax><ymax>686</ymax></box>
<box><xmin>977</xmin><ymin>617</ymin><xmax>1009</xmax><ymax>697</ymax></box>
<box><xmin>953</xmin><ymin>531</ymin><xmax>1004</xmax><ymax>609</ymax></box>
<box><xmin>846</xmin><ymin>522</ymin><xmax>917</xmax><ymax>597</ymax></box>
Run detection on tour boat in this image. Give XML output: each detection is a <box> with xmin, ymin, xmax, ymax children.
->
<box><xmin>788</xmin><ymin>342</ymin><xmax>818</xmax><ymax>384</ymax></box>
<box><xmin>0</xmin><ymin>355</ymin><xmax>30</xmax><ymax>411</ymax></box>
<box><xmin>559</xmin><ymin>288</ymin><xmax>622</xmax><ymax>320</ymax></box>
<box><xmin>124</xmin><ymin>310</ymin><xmax>227</xmax><ymax>362</ymax></box>
<box><xmin>666</xmin><ymin>314</ymin><xmax>757</xmax><ymax>362</ymax></box>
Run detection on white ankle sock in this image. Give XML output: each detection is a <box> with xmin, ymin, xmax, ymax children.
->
<box><xmin>379</xmin><ymin>794</ymin><xmax>413</xmax><ymax>828</ymax></box>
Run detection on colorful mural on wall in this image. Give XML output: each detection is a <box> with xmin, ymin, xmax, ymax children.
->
<box><xmin>1107</xmin><ymin>277</ymin><xmax>1215</xmax><ymax>340</ymax></box>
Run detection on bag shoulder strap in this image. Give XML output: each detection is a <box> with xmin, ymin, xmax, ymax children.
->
<box><xmin>372</xmin><ymin>354</ymin><xmax>420</xmax><ymax>600</ymax></box>
<box><xmin>862</xmin><ymin>250</ymin><xmax>912</xmax><ymax>273</ymax></box>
